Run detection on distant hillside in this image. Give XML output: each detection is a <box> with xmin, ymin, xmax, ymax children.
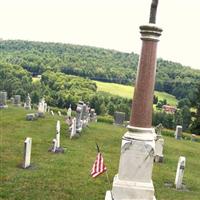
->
<box><xmin>1</xmin><ymin>40</ymin><xmax>200</xmax><ymax>100</ymax></box>
<box><xmin>94</xmin><ymin>81</ymin><xmax>177</xmax><ymax>106</ymax></box>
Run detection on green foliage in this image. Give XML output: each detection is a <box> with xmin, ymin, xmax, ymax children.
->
<box><xmin>1</xmin><ymin>40</ymin><xmax>200</xmax><ymax>102</ymax></box>
<box><xmin>0</xmin><ymin>62</ymin><xmax>32</xmax><ymax>100</ymax></box>
<box><xmin>190</xmin><ymin>83</ymin><xmax>200</xmax><ymax>135</ymax></box>
<box><xmin>97</xmin><ymin>115</ymin><xmax>114</xmax><ymax>124</ymax></box>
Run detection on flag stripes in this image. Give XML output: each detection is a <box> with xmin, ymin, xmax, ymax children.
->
<box><xmin>91</xmin><ymin>152</ymin><xmax>107</xmax><ymax>178</ymax></box>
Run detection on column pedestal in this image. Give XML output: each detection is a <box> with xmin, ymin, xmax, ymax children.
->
<box><xmin>105</xmin><ymin>126</ymin><xmax>157</xmax><ymax>200</ymax></box>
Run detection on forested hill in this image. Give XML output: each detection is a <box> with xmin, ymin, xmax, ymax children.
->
<box><xmin>1</xmin><ymin>40</ymin><xmax>200</xmax><ymax>100</ymax></box>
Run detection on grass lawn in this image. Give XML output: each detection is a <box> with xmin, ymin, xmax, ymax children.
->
<box><xmin>1</xmin><ymin>106</ymin><xmax>200</xmax><ymax>200</ymax></box>
<box><xmin>94</xmin><ymin>80</ymin><xmax>177</xmax><ymax>106</ymax></box>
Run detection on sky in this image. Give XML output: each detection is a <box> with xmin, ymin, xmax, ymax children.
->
<box><xmin>0</xmin><ymin>0</ymin><xmax>200</xmax><ymax>70</ymax></box>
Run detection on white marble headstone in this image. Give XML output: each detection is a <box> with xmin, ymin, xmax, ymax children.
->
<box><xmin>154</xmin><ymin>136</ymin><xmax>164</xmax><ymax>163</ymax></box>
<box><xmin>51</xmin><ymin>110</ymin><xmax>54</xmax><ymax>116</ymax></box>
<box><xmin>175</xmin><ymin>156</ymin><xmax>186</xmax><ymax>189</ymax></box>
<box><xmin>56</xmin><ymin>121</ymin><xmax>60</xmax><ymax>148</ymax></box>
<box><xmin>23</xmin><ymin>137</ymin><xmax>32</xmax><ymax>168</ymax></box>
<box><xmin>70</xmin><ymin>118</ymin><xmax>77</xmax><ymax>139</ymax></box>
<box><xmin>58</xmin><ymin>111</ymin><xmax>62</xmax><ymax>116</ymax></box>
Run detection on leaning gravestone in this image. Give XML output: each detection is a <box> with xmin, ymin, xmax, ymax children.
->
<box><xmin>175</xmin><ymin>156</ymin><xmax>186</xmax><ymax>189</ymax></box>
<box><xmin>24</xmin><ymin>94</ymin><xmax>31</xmax><ymax>110</ymax></box>
<box><xmin>114</xmin><ymin>111</ymin><xmax>125</xmax><ymax>125</ymax></box>
<box><xmin>0</xmin><ymin>91</ymin><xmax>8</xmax><ymax>108</ymax></box>
<box><xmin>22</xmin><ymin>137</ymin><xmax>32</xmax><ymax>169</ymax></box>
<box><xmin>175</xmin><ymin>125</ymin><xmax>182</xmax><ymax>140</ymax></box>
<box><xmin>14</xmin><ymin>95</ymin><xmax>21</xmax><ymax>106</ymax></box>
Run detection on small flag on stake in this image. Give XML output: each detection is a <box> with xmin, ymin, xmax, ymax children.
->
<box><xmin>91</xmin><ymin>144</ymin><xmax>107</xmax><ymax>178</ymax></box>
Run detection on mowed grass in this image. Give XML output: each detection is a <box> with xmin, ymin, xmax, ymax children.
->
<box><xmin>1</xmin><ymin>106</ymin><xmax>200</xmax><ymax>200</ymax></box>
<box><xmin>94</xmin><ymin>80</ymin><xmax>177</xmax><ymax>106</ymax></box>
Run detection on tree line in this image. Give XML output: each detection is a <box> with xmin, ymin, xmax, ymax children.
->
<box><xmin>0</xmin><ymin>40</ymin><xmax>200</xmax><ymax>134</ymax></box>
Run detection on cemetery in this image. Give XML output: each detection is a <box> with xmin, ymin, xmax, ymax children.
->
<box><xmin>0</xmin><ymin>105</ymin><xmax>200</xmax><ymax>200</ymax></box>
<box><xmin>0</xmin><ymin>0</ymin><xmax>200</xmax><ymax>200</ymax></box>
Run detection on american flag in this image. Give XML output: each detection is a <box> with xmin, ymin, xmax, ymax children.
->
<box><xmin>91</xmin><ymin>152</ymin><xmax>107</xmax><ymax>178</ymax></box>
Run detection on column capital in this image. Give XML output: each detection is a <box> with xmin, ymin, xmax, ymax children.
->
<box><xmin>140</xmin><ymin>23</ymin><xmax>163</xmax><ymax>41</ymax></box>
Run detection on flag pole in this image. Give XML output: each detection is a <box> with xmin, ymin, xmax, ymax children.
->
<box><xmin>105</xmin><ymin>170</ymin><xmax>114</xmax><ymax>200</ymax></box>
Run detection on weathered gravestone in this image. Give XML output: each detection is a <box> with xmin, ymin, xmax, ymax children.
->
<box><xmin>24</xmin><ymin>93</ymin><xmax>31</xmax><ymax>110</ymax></box>
<box><xmin>0</xmin><ymin>91</ymin><xmax>8</xmax><ymax>108</ymax></box>
<box><xmin>22</xmin><ymin>137</ymin><xmax>32</xmax><ymax>168</ymax></box>
<box><xmin>154</xmin><ymin>123</ymin><xmax>164</xmax><ymax>163</ymax></box>
<box><xmin>14</xmin><ymin>95</ymin><xmax>21</xmax><ymax>106</ymax></box>
<box><xmin>175</xmin><ymin>156</ymin><xmax>186</xmax><ymax>189</ymax></box>
<box><xmin>76</xmin><ymin>101</ymin><xmax>84</xmax><ymax>133</ymax></box>
<box><xmin>90</xmin><ymin>109</ymin><xmax>97</xmax><ymax>122</ymax></box>
<box><xmin>67</xmin><ymin>105</ymin><xmax>72</xmax><ymax>118</ymax></box>
<box><xmin>154</xmin><ymin>135</ymin><xmax>164</xmax><ymax>163</ymax></box>
<box><xmin>70</xmin><ymin>118</ymin><xmax>79</xmax><ymax>139</ymax></box>
<box><xmin>38</xmin><ymin>98</ymin><xmax>46</xmax><ymax>117</ymax></box>
<box><xmin>26</xmin><ymin>113</ymin><xmax>37</xmax><ymax>121</ymax></box>
<box><xmin>175</xmin><ymin>125</ymin><xmax>182</xmax><ymax>140</ymax></box>
<box><xmin>114</xmin><ymin>111</ymin><xmax>125</xmax><ymax>125</ymax></box>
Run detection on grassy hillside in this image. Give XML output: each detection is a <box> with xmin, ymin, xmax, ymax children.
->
<box><xmin>1</xmin><ymin>106</ymin><xmax>200</xmax><ymax>200</ymax></box>
<box><xmin>95</xmin><ymin>80</ymin><xmax>178</xmax><ymax>106</ymax></box>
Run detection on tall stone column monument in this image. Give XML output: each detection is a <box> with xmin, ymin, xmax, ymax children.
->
<box><xmin>105</xmin><ymin>1</ymin><xmax>162</xmax><ymax>200</ymax></box>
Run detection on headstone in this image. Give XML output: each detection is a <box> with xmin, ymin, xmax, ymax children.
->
<box><xmin>67</xmin><ymin>105</ymin><xmax>72</xmax><ymax>117</ymax></box>
<box><xmin>70</xmin><ymin>118</ymin><xmax>78</xmax><ymax>139</ymax></box>
<box><xmin>38</xmin><ymin>98</ymin><xmax>46</xmax><ymax>113</ymax></box>
<box><xmin>58</xmin><ymin>111</ymin><xmax>62</xmax><ymax>116</ymax></box>
<box><xmin>51</xmin><ymin>110</ymin><xmax>54</xmax><ymax>116</ymax></box>
<box><xmin>76</xmin><ymin>101</ymin><xmax>84</xmax><ymax>132</ymax></box>
<box><xmin>154</xmin><ymin>135</ymin><xmax>164</xmax><ymax>163</ymax></box>
<box><xmin>14</xmin><ymin>95</ymin><xmax>21</xmax><ymax>106</ymax></box>
<box><xmin>56</xmin><ymin>120</ymin><xmax>60</xmax><ymax>148</ymax></box>
<box><xmin>114</xmin><ymin>111</ymin><xmax>125</xmax><ymax>125</ymax></box>
<box><xmin>49</xmin><ymin>120</ymin><xmax>64</xmax><ymax>153</ymax></box>
<box><xmin>175</xmin><ymin>156</ymin><xmax>186</xmax><ymax>189</ymax></box>
<box><xmin>154</xmin><ymin>123</ymin><xmax>164</xmax><ymax>162</ymax></box>
<box><xmin>10</xmin><ymin>97</ymin><xmax>14</xmax><ymax>104</ymax></box>
<box><xmin>155</xmin><ymin>123</ymin><xmax>163</xmax><ymax>136</ymax></box>
<box><xmin>51</xmin><ymin>139</ymin><xmax>57</xmax><ymax>152</ymax></box>
<box><xmin>90</xmin><ymin>109</ymin><xmax>97</xmax><ymax>122</ymax></box>
<box><xmin>26</xmin><ymin>113</ymin><xmax>36</xmax><ymax>121</ymax></box>
<box><xmin>191</xmin><ymin>134</ymin><xmax>197</xmax><ymax>142</ymax></box>
<box><xmin>0</xmin><ymin>91</ymin><xmax>8</xmax><ymax>108</ymax></box>
<box><xmin>44</xmin><ymin>103</ymin><xmax>48</xmax><ymax>113</ymax></box>
<box><xmin>175</xmin><ymin>125</ymin><xmax>182</xmax><ymax>140</ymax></box>
<box><xmin>22</xmin><ymin>137</ymin><xmax>32</xmax><ymax>168</ymax></box>
<box><xmin>24</xmin><ymin>93</ymin><xmax>31</xmax><ymax>110</ymax></box>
